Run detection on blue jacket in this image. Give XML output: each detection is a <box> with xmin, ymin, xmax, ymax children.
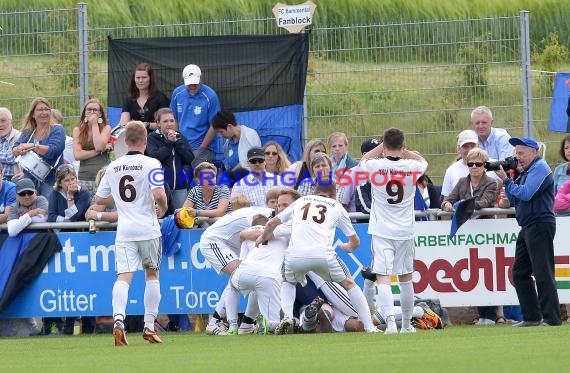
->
<box><xmin>0</xmin><ymin>180</ymin><xmax>16</xmax><ymax>214</ymax></box>
<box><xmin>47</xmin><ymin>188</ymin><xmax>91</xmax><ymax>222</ymax></box>
<box><xmin>505</xmin><ymin>157</ymin><xmax>555</xmax><ymax>228</ymax></box>
<box><xmin>170</xmin><ymin>83</ymin><xmax>221</xmax><ymax>150</ymax></box>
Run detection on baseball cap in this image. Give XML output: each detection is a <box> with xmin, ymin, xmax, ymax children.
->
<box><xmin>182</xmin><ymin>64</ymin><xmax>201</xmax><ymax>85</ymax></box>
<box><xmin>16</xmin><ymin>178</ymin><xmax>36</xmax><ymax>194</ymax></box>
<box><xmin>247</xmin><ymin>147</ymin><xmax>265</xmax><ymax>161</ymax></box>
<box><xmin>457</xmin><ymin>130</ymin><xmax>478</xmax><ymax>147</ymax></box>
<box><xmin>360</xmin><ymin>138</ymin><xmax>380</xmax><ymax>154</ymax></box>
<box><xmin>509</xmin><ymin>137</ymin><xmax>539</xmax><ymax>150</ymax></box>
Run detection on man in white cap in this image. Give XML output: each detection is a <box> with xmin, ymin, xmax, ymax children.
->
<box><xmin>441</xmin><ymin>129</ymin><xmax>501</xmax><ymax>201</ymax></box>
<box><xmin>170</xmin><ymin>64</ymin><xmax>221</xmax><ymax>167</ymax></box>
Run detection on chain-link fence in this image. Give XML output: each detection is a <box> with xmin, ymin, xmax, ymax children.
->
<box><xmin>1</xmin><ymin>6</ymin><xmax>557</xmax><ymax>182</ymax></box>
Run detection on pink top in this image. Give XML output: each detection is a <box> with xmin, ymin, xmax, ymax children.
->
<box><xmin>554</xmin><ymin>179</ymin><xmax>570</xmax><ymax>213</ymax></box>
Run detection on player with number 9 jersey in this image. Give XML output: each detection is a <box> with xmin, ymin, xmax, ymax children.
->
<box><xmin>96</xmin><ymin>145</ymin><xmax>163</xmax><ymax>241</ymax></box>
<box><xmin>361</xmin><ymin>155</ymin><xmax>427</xmax><ymax>240</ymax></box>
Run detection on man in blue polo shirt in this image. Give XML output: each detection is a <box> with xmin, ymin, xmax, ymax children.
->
<box><xmin>495</xmin><ymin>136</ymin><xmax>561</xmax><ymax>327</ymax></box>
<box><xmin>170</xmin><ymin>64</ymin><xmax>221</xmax><ymax>167</ymax></box>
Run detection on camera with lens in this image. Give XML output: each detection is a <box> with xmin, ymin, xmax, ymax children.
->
<box><xmin>484</xmin><ymin>156</ymin><xmax>518</xmax><ymax>172</ymax></box>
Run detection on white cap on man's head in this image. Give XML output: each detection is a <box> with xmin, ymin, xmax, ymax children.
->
<box><xmin>457</xmin><ymin>129</ymin><xmax>478</xmax><ymax>147</ymax></box>
<box><xmin>183</xmin><ymin>64</ymin><xmax>201</xmax><ymax>85</ymax></box>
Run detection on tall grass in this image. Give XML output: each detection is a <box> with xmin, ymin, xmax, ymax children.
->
<box><xmin>2</xmin><ymin>0</ymin><xmax>570</xmax><ymax>48</ymax></box>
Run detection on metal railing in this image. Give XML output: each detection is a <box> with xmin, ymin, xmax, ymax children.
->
<box><xmin>0</xmin><ymin>7</ymin><xmax>541</xmax><ymax>183</ymax></box>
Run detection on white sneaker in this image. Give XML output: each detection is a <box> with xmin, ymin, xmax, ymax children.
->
<box><xmin>475</xmin><ymin>318</ymin><xmax>495</xmax><ymax>325</ymax></box>
<box><xmin>205</xmin><ymin>322</ymin><xmax>229</xmax><ymax>336</ymax></box>
<box><xmin>384</xmin><ymin>322</ymin><xmax>398</xmax><ymax>335</ymax></box>
<box><xmin>274</xmin><ymin>317</ymin><xmax>294</xmax><ymax>335</ymax></box>
<box><xmin>366</xmin><ymin>326</ymin><xmax>383</xmax><ymax>333</ymax></box>
<box><xmin>400</xmin><ymin>325</ymin><xmax>417</xmax><ymax>334</ymax></box>
<box><xmin>238</xmin><ymin>324</ymin><xmax>258</xmax><ymax>335</ymax></box>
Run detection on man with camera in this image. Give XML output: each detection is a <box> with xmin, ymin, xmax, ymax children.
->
<box><xmin>495</xmin><ymin>137</ymin><xmax>561</xmax><ymax>327</ymax></box>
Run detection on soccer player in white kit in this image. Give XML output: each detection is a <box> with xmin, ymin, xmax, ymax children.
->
<box><xmin>231</xmin><ymin>188</ymin><xmax>301</xmax><ymax>334</ymax></box>
<box><xmin>360</xmin><ymin>127</ymin><xmax>428</xmax><ymax>334</ymax></box>
<box><xmin>94</xmin><ymin>121</ymin><xmax>168</xmax><ymax>346</ymax></box>
<box><xmin>258</xmin><ymin>183</ymin><xmax>380</xmax><ymax>334</ymax></box>
<box><xmin>200</xmin><ymin>205</ymin><xmax>273</xmax><ymax>334</ymax></box>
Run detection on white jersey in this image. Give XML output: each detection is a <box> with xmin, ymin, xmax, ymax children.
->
<box><xmin>239</xmin><ymin>225</ymin><xmax>288</xmax><ymax>280</ymax></box>
<box><xmin>278</xmin><ymin>194</ymin><xmax>355</xmax><ymax>258</ymax></box>
<box><xmin>362</xmin><ymin>157</ymin><xmax>428</xmax><ymax>240</ymax></box>
<box><xmin>96</xmin><ymin>153</ymin><xmax>163</xmax><ymax>241</ymax></box>
<box><xmin>200</xmin><ymin>207</ymin><xmax>274</xmax><ymax>250</ymax></box>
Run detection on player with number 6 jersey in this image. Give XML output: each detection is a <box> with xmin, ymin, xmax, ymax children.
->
<box><xmin>94</xmin><ymin>121</ymin><xmax>168</xmax><ymax>346</ymax></box>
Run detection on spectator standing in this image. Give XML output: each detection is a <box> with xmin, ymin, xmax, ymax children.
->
<box><xmin>170</xmin><ymin>64</ymin><xmax>221</xmax><ymax>166</ymax></box>
<box><xmin>471</xmin><ymin>106</ymin><xmax>513</xmax><ymax>160</ymax></box>
<box><xmin>287</xmin><ymin>139</ymin><xmax>327</xmax><ymax>187</ymax></box>
<box><xmin>12</xmin><ymin>97</ymin><xmax>66</xmax><ymax>198</ymax></box>
<box><xmin>212</xmin><ymin>109</ymin><xmax>261</xmax><ymax>173</ymax></box>
<box><xmin>328</xmin><ymin>132</ymin><xmax>358</xmax><ymax>177</ymax></box>
<box><xmin>0</xmin><ymin>107</ymin><xmax>21</xmax><ymax>181</ymax></box>
<box><xmin>0</xmin><ymin>164</ymin><xmax>16</xmax><ymax>224</ymax></box>
<box><xmin>146</xmin><ymin>108</ymin><xmax>194</xmax><ymax>209</ymax></box>
<box><xmin>230</xmin><ymin>147</ymin><xmax>284</xmax><ymax>207</ymax></box>
<box><xmin>552</xmin><ymin>134</ymin><xmax>570</xmax><ymax>193</ymax></box>
<box><xmin>263</xmin><ymin>141</ymin><xmax>291</xmax><ymax>177</ymax></box>
<box><xmin>119</xmin><ymin>63</ymin><xmax>170</xmax><ymax>132</ymax></box>
<box><xmin>72</xmin><ymin>99</ymin><xmax>113</xmax><ymax>197</ymax></box>
<box><xmin>495</xmin><ymin>137</ymin><xmax>561</xmax><ymax>327</ymax></box>
<box><xmin>339</xmin><ymin>138</ymin><xmax>380</xmax><ymax>212</ymax></box>
<box><xmin>50</xmin><ymin>109</ymin><xmax>79</xmax><ymax>174</ymax></box>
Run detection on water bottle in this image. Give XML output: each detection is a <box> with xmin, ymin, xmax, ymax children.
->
<box><xmin>88</xmin><ymin>218</ymin><xmax>96</xmax><ymax>234</ymax></box>
<box><xmin>73</xmin><ymin>319</ymin><xmax>82</xmax><ymax>335</ymax></box>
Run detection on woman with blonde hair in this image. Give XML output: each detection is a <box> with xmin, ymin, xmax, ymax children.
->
<box><xmin>263</xmin><ymin>141</ymin><xmax>291</xmax><ymax>176</ymax></box>
<box><xmin>287</xmin><ymin>139</ymin><xmax>327</xmax><ymax>189</ymax></box>
<box><xmin>72</xmin><ymin>98</ymin><xmax>113</xmax><ymax>196</ymax></box>
<box><xmin>182</xmin><ymin>161</ymin><xmax>231</xmax><ymax>218</ymax></box>
<box><xmin>12</xmin><ymin>97</ymin><xmax>66</xmax><ymax>197</ymax></box>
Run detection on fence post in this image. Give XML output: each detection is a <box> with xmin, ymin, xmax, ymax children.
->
<box><xmin>520</xmin><ymin>10</ymin><xmax>532</xmax><ymax>138</ymax></box>
<box><xmin>78</xmin><ymin>3</ymin><xmax>89</xmax><ymax>110</ymax></box>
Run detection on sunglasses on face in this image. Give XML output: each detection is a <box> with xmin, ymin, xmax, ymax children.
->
<box><xmin>18</xmin><ymin>191</ymin><xmax>35</xmax><ymax>197</ymax></box>
<box><xmin>467</xmin><ymin>162</ymin><xmax>484</xmax><ymax>168</ymax></box>
<box><xmin>249</xmin><ymin>159</ymin><xmax>265</xmax><ymax>165</ymax></box>
<box><xmin>265</xmin><ymin>151</ymin><xmax>278</xmax><ymax>156</ymax></box>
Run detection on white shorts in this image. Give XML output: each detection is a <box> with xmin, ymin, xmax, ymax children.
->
<box><xmin>199</xmin><ymin>241</ymin><xmax>239</xmax><ymax>274</ymax></box>
<box><xmin>115</xmin><ymin>238</ymin><xmax>161</xmax><ymax>274</ymax></box>
<box><xmin>371</xmin><ymin>235</ymin><xmax>414</xmax><ymax>275</ymax></box>
<box><xmin>231</xmin><ymin>270</ymin><xmax>281</xmax><ymax>324</ymax></box>
<box><xmin>284</xmin><ymin>255</ymin><xmax>350</xmax><ymax>286</ymax></box>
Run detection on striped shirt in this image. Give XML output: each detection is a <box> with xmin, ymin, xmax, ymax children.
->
<box><xmin>187</xmin><ymin>184</ymin><xmax>231</xmax><ymax>214</ymax></box>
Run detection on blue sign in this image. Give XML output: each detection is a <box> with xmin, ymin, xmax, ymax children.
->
<box><xmin>1</xmin><ymin>225</ymin><xmax>373</xmax><ymax>318</ymax></box>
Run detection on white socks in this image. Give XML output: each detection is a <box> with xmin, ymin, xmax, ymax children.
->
<box><xmin>281</xmin><ymin>282</ymin><xmax>297</xmax><ymax>318</ymax></box>
<box><xmin>144</xmin><ymin>279</ymin><xmax>161</xmax><ymax>331</ymax></box>
<box><xmin>112</xmin><ymin>280</ymin><xmax>130</xmax><ymax>323</ymax></box>
<box><xmin>399</xmin><ymin>280</ymin><xmax>414</xmax><ymax>329</ymax></box>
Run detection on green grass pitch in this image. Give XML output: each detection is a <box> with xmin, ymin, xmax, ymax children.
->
<box><xmin>1</xmin><ymin>324</ymin><xmax>568</xmax><ymax>372</ymax></box>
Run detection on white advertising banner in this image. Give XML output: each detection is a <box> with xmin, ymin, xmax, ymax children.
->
<box><xmin>410</xmin><ymin>217</ymin><xmax>570</xmax><ymax>306</ymax></box>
